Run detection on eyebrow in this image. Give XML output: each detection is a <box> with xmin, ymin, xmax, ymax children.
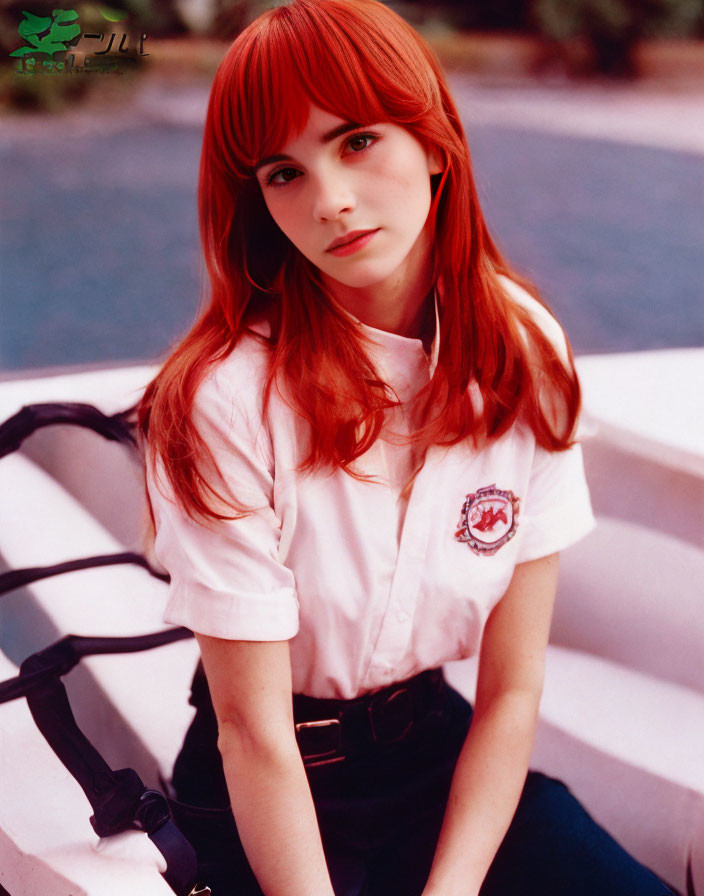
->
<box><xmin>254</xmin><ymin>121</ymin><xmax>363</xmax><ymax>173</ymax></box>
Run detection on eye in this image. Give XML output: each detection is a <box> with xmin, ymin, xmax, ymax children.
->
<box><xmin>345</xmin><ymin>132</ymin><xmax>378</xmax><ymax>154</ymax></box>
<box><xmin>266</xmin><ymin>166</ymin><xmax>301</xmax><ymax>187</ymax></box>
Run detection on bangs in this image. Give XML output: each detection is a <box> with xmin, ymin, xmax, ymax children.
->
<box><xmin>209</xmin><ymin>0</ymin><xmax>441</xmax><ymax>178</ymax></box>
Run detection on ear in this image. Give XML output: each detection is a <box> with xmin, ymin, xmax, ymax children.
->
<box><xmin>427</xmin><ymin>148</ymin><xmax>444</xmax><ymax>176</ymax></box>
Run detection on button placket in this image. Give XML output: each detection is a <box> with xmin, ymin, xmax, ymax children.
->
<box><xmin>356</xmin><ymin>321</ymin><xmax>437</xmax><ymax>688</ymax></box>
<box><xmin>364</xmin><ymin>451</ymin><xmax>435</xmax><ymax>677</ymax></box>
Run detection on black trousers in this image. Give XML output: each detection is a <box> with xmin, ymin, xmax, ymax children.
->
<box><xmin>170</xmin><ymin>673</ymin><xmax>676</xmax><ymax>896</ymax></box>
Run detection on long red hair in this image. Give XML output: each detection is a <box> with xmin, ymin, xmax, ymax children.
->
<box><xmin>138</xmin><ymin>0</ymin><xmax>580</xmax><ymax>522</ymax></box>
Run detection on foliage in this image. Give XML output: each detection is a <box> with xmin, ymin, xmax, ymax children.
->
<box><xmin>404</xmin><ymin>0</ymin><xmax>531</xmax><ymax>31</ymax></box>
<box><xmin>531</xmin><ymin>0</ymin><xmax>704</xmax><ymax>73</ymax></box>
<box><xmin>0</xmin><ymin>69</ymin><xmax>87</xmax><ymax>111</ymax></box>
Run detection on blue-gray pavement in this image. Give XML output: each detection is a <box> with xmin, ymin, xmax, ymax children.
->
<box><xmin>1</xmin><ymin>121</ymin><xmax>203</xmax><ymax>372</ymax></box>
<box><xmin>1</xmin><ymin>97</ymin><xmax>703</xmax><ymax>373</ymax></box>
<box><xmin>468</xmin><ymin>125</ymin><xmax>704</xmax><ymax>353</ymax></box>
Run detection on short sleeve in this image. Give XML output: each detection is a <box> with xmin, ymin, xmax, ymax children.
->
<box><xmin>516</xmin><ymin>439</ymin><xmax>596</xmax><ymax>563</ymax></box>
<box><xmin>495</xmin><ymin>275</ymin><xmax>596</xmax><ymax>560</ymax></box>
<box><xmin>146</xmin><ymin>349</ymin><xmax>299</xmax><ymax>641</ymax></box>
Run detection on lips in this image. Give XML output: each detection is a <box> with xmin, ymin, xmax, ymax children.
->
<box><xmin>326</xmin><ymin>229</ymin><xmax>379</xmax><ymax>252</ymax></box>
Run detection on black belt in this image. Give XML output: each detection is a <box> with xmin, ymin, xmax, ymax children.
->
<box><xmin>293</xmin><ymin>668</ymin><xmax>447</xmax><ymax>767</ymax></box>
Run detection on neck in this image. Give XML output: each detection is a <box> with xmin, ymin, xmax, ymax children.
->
<box><xmin>322</xmin><ymin>224</ymin><xmax>435</xmax><ymax>340</ymax></box>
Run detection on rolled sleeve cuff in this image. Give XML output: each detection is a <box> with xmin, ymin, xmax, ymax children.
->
<box><xmin>517</xmin><ymin>500</ymin><xmax>596</xmax><ymax>564</ymax></box>
<box><xmin>164</xmin><ymin>582</ymin><xmax>300</xmax><ymax>641</ymax></box>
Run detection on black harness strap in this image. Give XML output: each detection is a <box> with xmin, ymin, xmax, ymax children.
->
<box><xmin>0</xmin><ymin>400</ymin><xmax>138</xmax><ymax>458</ymax></box>
<box><xmin>0</xmin><ymin>552</ymin><xmax>170</xmax><ymax>597</ymax></box>
<box><xmin>3</xmin><ymin>631</ymin><xmax>206</xmax><ymax>895</ymax></box>
<box><xmin>0</xmin><ymin>400</ymin><xmax>211</xmax><ymax>894</ymax></box>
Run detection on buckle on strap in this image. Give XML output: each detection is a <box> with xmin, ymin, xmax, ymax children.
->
<box><xmin>368</xmin><ymin>686</ymin><xmax>414</xmax><ymax>744</ymax></box>
<box><xmin>295</xmin><ymin>718</ymin><xmax>345</xmax><ymax>766</ymax></box>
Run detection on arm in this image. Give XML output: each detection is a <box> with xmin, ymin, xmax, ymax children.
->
<box><xmin>422</xmin><ymin>552</ymin><xmax>560</xmax><ymax>896</ymax></box>
<box><xmin>196</xmin><ymin>633</ymin><xmax>335</xmax><ymax>896</ymax></box>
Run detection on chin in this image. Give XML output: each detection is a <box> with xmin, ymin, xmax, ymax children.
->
<box><xmin>319</xmin><ymin>258</ymin><xmax>409</xmax><ymax>291</ymax></box>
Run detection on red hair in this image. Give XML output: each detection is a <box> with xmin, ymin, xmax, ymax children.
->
<box><xmin>138</xmin><ymin>0</ymin><xmax>580</xmax><ymax>522</ymax></box>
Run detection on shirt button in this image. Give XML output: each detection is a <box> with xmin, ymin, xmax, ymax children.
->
<box><xmin>395</xmin><ymin>608</ymin><xmax>409</xmax><ymax>623</ymax></box>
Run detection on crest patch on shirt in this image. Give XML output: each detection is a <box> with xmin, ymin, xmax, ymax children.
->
<box><xmin>455</xmin><ymin>485</ymin><xmax>520</xmax><ymax>556</ymax></box>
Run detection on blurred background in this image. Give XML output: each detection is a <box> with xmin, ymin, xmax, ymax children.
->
<box><xmin>1</xmin><ymin>0</ymin><xmax>703</xmax><ymax>374</ymax></box>
<box><xmin>1</xmin><ymin>11</ymin><xmax>703</xmax><ymax>894</ymax></box>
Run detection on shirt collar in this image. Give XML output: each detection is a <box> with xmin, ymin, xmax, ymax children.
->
<box><xmin>347</xmin><ymin>291</ymin><xmax>441</xmax><ymax>384</ymax></box>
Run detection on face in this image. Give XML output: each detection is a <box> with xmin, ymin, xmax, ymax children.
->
<box><xmin>255</xmin><ymin>104</ymin><xmax>442</xmax><ymax>309</ymax></box>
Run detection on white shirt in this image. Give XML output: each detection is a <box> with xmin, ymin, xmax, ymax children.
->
<box><xmin>147</xmin><ymin>279</ymin><xmax>595</xmax><ymax>699</ymax></box>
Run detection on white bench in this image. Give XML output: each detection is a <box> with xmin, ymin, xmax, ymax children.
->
<box><xmin>1</xmin><ymin>360</ymin><xmax>702</xmax><ymax>895</ymax></box>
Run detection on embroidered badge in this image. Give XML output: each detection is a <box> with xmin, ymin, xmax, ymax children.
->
<box><xmin>455</xmin><ymin>484</ymin><xmax>520</xmax><ymax>556</ymax></box>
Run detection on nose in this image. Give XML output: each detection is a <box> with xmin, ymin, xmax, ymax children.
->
<box><xmin>311</xmin><ymin>169</ymin><xmax>355</xmax><ymax>223</ymax></box>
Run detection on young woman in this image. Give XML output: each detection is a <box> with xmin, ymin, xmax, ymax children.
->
<box><xmin>139</xmin><ymin>1</ymin><xmax>675</xmax><ymax>893</ymax></box>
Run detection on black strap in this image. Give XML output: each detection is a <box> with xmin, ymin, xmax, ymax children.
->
<box><xmin>0</xmin><ymin>399</ymin><xmax>166</xmax><ymax>597</ymax></box>
<box><xmin>0</xmin><ymin>630</ymin><xmax>192</xmax><ymax>704</ymax></box>
<box><xmin>0</xmin><ymin>400</ymin><xmax>138</xmax><ymax>458</ymax></box>
<box><xmin>1</xmin><ymin>631</ymin><xmax>206</xmax><ymax>894</ymax></box>
<box><xmin>0</xmin><ymin>400</ymin><xmax>210</xmax><ymax>892</ymax></box>
<box><xmin>0</xmin><ymin>551</ymin><xmax>169</xmax><ymax>597</ymax></box>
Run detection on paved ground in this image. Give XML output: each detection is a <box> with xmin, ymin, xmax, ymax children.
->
<box><xmin>1</xmin><ymin>70</ymin><xmax>703</xmax><ymax>372</ymax></box>
<box><xmin>450</xmin><ymin>78</ymin><xmax>704</xmax><ymax>156</ymax></box>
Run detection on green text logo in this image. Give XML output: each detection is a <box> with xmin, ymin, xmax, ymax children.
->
<box><xmin>9</xmin><ymin>7</ymin><xmax>149</xmax><ymax>76</ymax></box>
<box><xmin>10</xmin><ymin>9</ymin><xmax>81</xmax><ymax>58</ymax></box>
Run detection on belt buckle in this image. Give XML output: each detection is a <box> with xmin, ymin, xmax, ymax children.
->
<box><xmin>295</xmin><ymin>718</ymin><xmax>345</xmax><ymax>767</ymax></box>
<box><xmin>368</xmin><ymin>686</ymin><xmax>414</xmax><ymax>744</ymax></box>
